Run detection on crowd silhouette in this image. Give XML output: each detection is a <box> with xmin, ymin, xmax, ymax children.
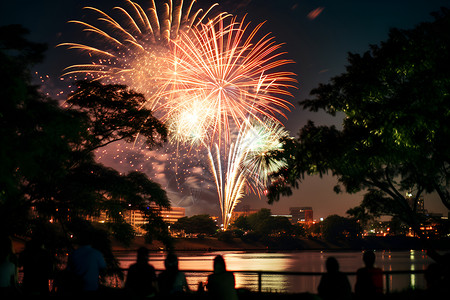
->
<box><xmin>1</xmin><ymin>237</ymin><xmax>450</xmax><ymax>299</ymax></box>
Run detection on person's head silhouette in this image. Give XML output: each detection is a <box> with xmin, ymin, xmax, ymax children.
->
<box><xmin>363</xmin><ymin>251</ymin><xmax>376</xmax><ymax>267</ymax></box>
<box><xmin>164</xmin><ymin>253</ymin><xmax>179</xmax><ymax>272</ymax></box>
<box><xmin>137</xmin><ymin>247</ymin><xmax>149</xmax><ymax>264</ymax></box>
<box><xmin>326</xmin><ymin>256</ymin><xmax>339</xmax><ymax>273</ymax></box>
<box><xmin>213</xmin><ymin>255</ymin><xmax>226</xmax><ymax>273</ymax></box>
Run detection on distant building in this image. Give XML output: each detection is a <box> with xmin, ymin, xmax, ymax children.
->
<box><xmin>272</xmin><ymin>214</ymin><xmax>292</xmax><ymax>219</ymax></box>
<box><xmin>156</xmin><ymin>206</ymin><xmax>186</xmax><ymax>224</ymax></box>
<box><xmin>405</xmin><ymin>192</ymin><xmax>425</xmax><ymax>213</ymax></box>
<box><xmin>91</xmin><ymin>205</ymin><xmax>185</xmax><ymax>235</ymax></box>
<box><xmin>289</xmin><ymin>207</ymin><xmax>313</xmax><ymax>224</ymax></box>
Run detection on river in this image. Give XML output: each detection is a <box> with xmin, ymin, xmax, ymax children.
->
<box><xmin>115</xmin><ymin>249</ymin><xmax>442</xmax><ymax>293</ymax></box>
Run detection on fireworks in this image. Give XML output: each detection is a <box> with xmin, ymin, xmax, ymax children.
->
<box><xmin>60</xmin><ymin>0</ymin><xmax>297</xmax><ymax>229</ymax></box>
<box><xmin>241</xmin><ymin>119</ymin><xmax>288</xmax><ymax>192</ymax></box>
<box><xmin>207</xmin><ymin>118</ymin><xmax>288</xmax><ymax>229</ymax></box>
<box><xmin>59</xmin><ymin>0</ymin><xmax>222</xmax><ymax>108</ymax></box>
<box><xmin>162</xmin><ymin>15</ymin><xmax>297</xmax><ymax>141</ymax></box>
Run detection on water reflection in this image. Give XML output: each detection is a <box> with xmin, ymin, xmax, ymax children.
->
<box><xmin>224</xmin><ymin>253</ymin><xmax>291</xmax><ymax>291</ymax></box>
<box><xmin>115</xmin><ymin>250</ymin><xmax>436</xmax><ymax>293</ymax></box>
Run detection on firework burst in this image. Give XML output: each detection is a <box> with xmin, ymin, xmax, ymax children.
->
<box><xmin>59</xmin><ymin>0</ymin><xmax>221</xmax><ymax>108</ymax></box>
<box><xmin>241</xmin><ymin>119</ymin><xmax>288</xmax><ymax>192</ymax></box>
<box><xmin>207</xmin><ymin>118</ymin><xmax>289</xmax><ymax>230</ymax></box>
<box><xmin>162</xmin><ymin>15</ymin><xmax>297</xmax><ymax>142</ymax></box>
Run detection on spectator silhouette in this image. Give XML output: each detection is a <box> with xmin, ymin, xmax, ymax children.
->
<box><xmin>19</xmin><ymin>238</ymin><xmax>53</xmax><ymax>296</ymax></box>
<box><xmin>355</xmin><ymin>250</ymin><xmax>383</xmax><ymax>299</ymax></box>
<box><xmin>437</xmin><ymin>252</ymin><xmax>450</xmax><ymax>296</ymax></box>
<box><xmin>158</xmin><ymin>253</ymin><xmax>190</xmax><ymax>297</ymax></box>
<box><xmin>424</xmin><ymin>262</ymin><xmax>444</xmax><ymax>297</ymax></box>
<box><xmin>125</xmin><ymin>247</ymin><xmax>158</xmax><ymax>299</ymax></box>
<box><xmin>0</xmin><ymin>235</ymin><xmax>18</xmax><ymax>298</ymax></box>
<box><xmin>206</xmin><ymin>255</ymin><xmax>238</xmax><ymax>300</ymax></box>
<box><xmin>66</xmin><ymin>231</ymin><xmax>106</xmax><ymax>297</ymax></box>
<box><xmin>317</xmin><ymin>256</ymin><xmax>351</xmax><ymax>300</ymax></box>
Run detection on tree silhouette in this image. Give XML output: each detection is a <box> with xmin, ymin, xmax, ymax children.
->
<box><xmin>268</xmin><ymin>8</ymin><xmax>450</xmax><ymax>237</ymax></box>
<box><xmin>172</xmin><ymin>215</ymin><xmax>218</xmax><ymax>235</ymax></box>
<box><xmin>0</xmin><ymin>24</ymin><xmax>170</xmax><ymax>258</ymax></box>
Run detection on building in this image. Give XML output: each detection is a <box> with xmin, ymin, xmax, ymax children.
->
<box><xmin>156</xmin><ymin>206</ymin><xmax>186</xmax><ymax>224</ymax></box>
<box><xmin>289</xmin><ymin>207</ymin><xmax>313</xmax><ymax>224</ymax></box>
<box><xmin>126</xmin><ymin>206</ymin><xmax>185</xmax><ymax>235</ymax></box>
<box><xmin>405</xmin><ymin>192</ymin><xmax>425</xmax><ymax>213</ymax></box>
<box><xmin>92</xmin><ymin>206</ymin><xmax>185</xmax><ymax>235</ymax></box>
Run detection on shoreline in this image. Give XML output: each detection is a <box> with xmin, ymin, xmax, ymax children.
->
<box><xmin>12</xmin><ymin>235</ymin><xmax>450</xmax><ymax>253</ymax></box>
<box><xmin>112</xmin><ymin>236</ymin><xmax>450</xmax><ymax>252</ymax></box>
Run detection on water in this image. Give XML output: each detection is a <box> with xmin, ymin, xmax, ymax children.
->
<box><xmin>115</xmin><ymin>250</ymin><xmax>438</xmax><ymax>293</ymax></box>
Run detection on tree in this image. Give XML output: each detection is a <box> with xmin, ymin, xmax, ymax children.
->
<box><xmin>231</xmin><ymin>215</ymin><xmax>251</xmax><ymax>231</ymax></box>
<box><xmin>0</xmin><ymin>25</ymin><xmax>170</xmax><ymax>254</ymax></box>
<box><xmin>171</xmin><ymin>215</ymin><xmax>218</xmax><ymax>235</ymax></box>
<box><xmin>387</xmin><ymin>216</ymin><xmax>409</xmax><ymax>236</ymax></box>
<box><xmin>247</xmin><ymin>208</ymin><xmax>272</xmax><ymax>234</ymax></box>
<box><xmin>346</xmin><ymin>204</ymin><xmax>377</xmax><ymax>231</ymax></box>
<box><xmin>321</xmin><ymin>215</ymin><xmax>361</xmax><ymax>242</ymax></box>
<box><xmin>66</xmin><ymin>80</ymin><xmax>167</xmax><ymax>152</ymax></box>
<box><xmin>245</xmin><ymin>209</ymin><xmax>294</xmax><ymax>236</ymax></box>
<box><xmin>292</xmin><ymin>224</ymin><xmax>308</xmax><ymax>238</ymax></box>
<box><xmin>268</xmin><ymin>8</ymin><xmax>450</xmax><ymax>237</ymax></box>
<box><xmin>269</xmin><ymin>216</ymin><xmax>294</xmax><ymax>235</ymax></box>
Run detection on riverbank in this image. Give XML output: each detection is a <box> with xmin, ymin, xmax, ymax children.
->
<box><xmin>13</xmin><ymin>235</ymin><xmax>449</xmax><ymax>254</ymax></box>
<box><xmin>112</xmin><ymin>236</ymin><xmax>450</xmax><ymax>252</ymax></box>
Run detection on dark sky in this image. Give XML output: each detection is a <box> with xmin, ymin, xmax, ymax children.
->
<box><xmin>2</xmin><ymin>0</ymin><xmax>449</xmax><ymax>219</ymax></box>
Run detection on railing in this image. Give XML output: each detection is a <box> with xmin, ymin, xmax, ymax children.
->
<box><xmin>19</xmin><ymin>269</ymin><xmax>426</xmax><ymax>294</ymax></box>
<box><xmin>146</xmin><ymin>269</ymin><xmax>426</xmax><ymax>294</ymax></box>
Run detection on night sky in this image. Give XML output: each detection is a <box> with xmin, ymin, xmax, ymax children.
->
<box><xmin>1</xmin><ymin>0</ymin><xmax>449</xmax><ymax>219</ymax></box>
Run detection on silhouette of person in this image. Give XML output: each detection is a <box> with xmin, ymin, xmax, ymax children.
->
<box><xmin>424</xmin><ymin>262</ymin><xmax>444</xmax><ymax>297</ymax></box>
<box><xmin>317</xmin><ymin>256</ymin><xmax>351</xmax><ymax>300</ymax></box>
<box><xmin>157</xmin><ymin>253</ymin><xmax>190</xmax><ymax>297</ymax></box>
<box><xmin>0</xmin><ymin>235</ymin><xmax>18</xmax><ymax>297</ymax></box>
<box><xmin>125</xmin><ymin>247</ymin><xmax>158</xmax><ymax>299</ymax></box>
<box><xmin>19</xmin><ymin>238</ymin><xmax>53</xmax><ymax>296</ymax></box>
<box><xmin>66</xmin><ymin>231</ymin><xmax>106</xmax><ymax>296</ymax></box>
<box><xmin>355</xmin><ymin>250</ymin><xmax>383</xmax><ymax>299</ymax></box>
<box><xmin>206</xmin><ymin>255</ymin><xmax>238</xmax><ymax>300</ymax></box>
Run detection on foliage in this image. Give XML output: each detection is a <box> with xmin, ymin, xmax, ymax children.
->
<box><xmin>66</xmin><ymin>80</ymin><xmax>167</xmax><ymax>152</ymax></box>
<box><xmin>235</xmin><ymin>209</ymin><xmax>295</xmax><ymax>237</ymax></box>
<box><xmin>231</xmin><ymin>215</ymin><xmax>251</xmax><ymax>231</ymax></box>
<box><xmin>247</xmin><ymin>208</ymin><xmax>272</xmax><ymax>234</ymax></box>
<box><xmin>346</xmin><ymin>203</ymin><xmax>378</xmax><ymax>230</ymax></box>
<box><xmin>0</xmin><ymin>24</ymin><xmax>171</xmax><ymax>257</ymax></box>
<box><xmin>292</xmin><ymin>224</ymin><xmax>308</xmax><ymax>237</ymax></box>
<box><xmin>171</xmin><ymin>215</ymin><xmax>218</xmax><ymax>235</ymax></box>
<box><xmin>216</xmin><ymin>230</ymin><xmax>234</xmax><ymax>242</ymax></box>
<box><xmin>386</xmin><ymin>216</ymin><xmax>410</xmax><ymax>236</ymax></box>
<box><xmin>268</xmin><ymin>8</ymin><xmax>450</xmax><ymax>236</ymax></box>
<box><xmin>142</xmin><ymin>210</ymin><xmax>173</xmax><ymax>250</ymax></box>
<box><xmin>320</xmin><ymin>215</ymin><xmax>361</xmax><ymax>242</ymax></box>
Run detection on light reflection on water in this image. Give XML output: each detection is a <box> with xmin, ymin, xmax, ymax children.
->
<box><xmin>115</xmin><ymin>250</ymin><xmax>438</xmax><ymax>293</ymax></box>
